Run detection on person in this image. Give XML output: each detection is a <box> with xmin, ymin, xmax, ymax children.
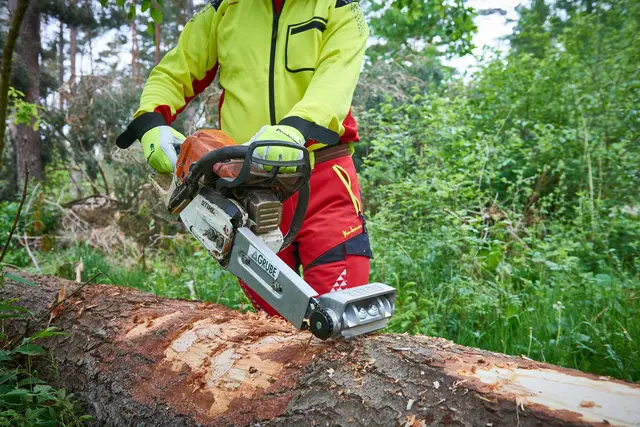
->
<box><xmin>117</xmin><ymin>0</ymin><xmax>372</xmax><ymax>315</ymax></box>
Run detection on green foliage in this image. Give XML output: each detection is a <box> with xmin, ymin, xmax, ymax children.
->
<box><xmin>8</xmin><ymin>88</ymin><xmax>40</xmax><ymax>132</ymax></box>
<box><xmin>99</xmin><ymin>0</ymin><xmax>164</xmax><ymax>35</ymax></box>
<box><xmin>366</xmin><ymin>0</ymin><xmax>477</xmax><ymax>58</ymax></box>
<box><xmin>357</xmin><ymin>0</ymin><xmax>640</xmax><ymax>381</ymax></box>
<box><xmin>0</xmin><ymin>192</ymin><xmax>61</xmax><ymax>269</ymax></box>
<box><xmin>38</xmin><ymin>241</ymin><xmax>251</xmax><ymax>312</ymax></box>
<box><xmin>0</xmin><ymin>285</ymin><xmax>90</xmax><ymax>426</ymax></box>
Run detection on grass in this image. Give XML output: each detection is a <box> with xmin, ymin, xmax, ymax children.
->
<box><xmin>37</xmin><ymin>241</ymin><xmax>250</xmax><ymax>311</ymax></box>
<box><xmin>369</xmin><ymin>213</ymin><xmax>640</xmax><ymax>382</ymax></box>
<box><xmin>28</xmin><ymin>229</ymin><xmax>639</xmax><ymax>383</ymax></box>
<box><xmin>384</xmin><ymin>266</ymin><xmax>638</xmax><ymax>381</ymax></box>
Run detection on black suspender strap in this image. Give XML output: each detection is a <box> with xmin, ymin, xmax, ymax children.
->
<box><xmin>116</xmin><ymin>112</ymin><xmax>167</xmax><ymax>149</ymax></box>
<box><xmin>279</xmin><ymin>116</ymin><xmax>340</xmax><ymax>146</ymax></box>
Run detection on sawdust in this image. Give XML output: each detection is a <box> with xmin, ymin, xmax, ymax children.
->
<box><xmin>161</xmin><ymin>317</ymin><xmax>321</xmax><ymax>417</ymax></box>
<box><xmin>112</xmin><ymin>301</ymin><xmax>328</xmax><ymax>425</ymax></box>
<box><xmin>125</xmin><ymin>311</ymin><xmax>183</xmax><ymax>339</ymax></box>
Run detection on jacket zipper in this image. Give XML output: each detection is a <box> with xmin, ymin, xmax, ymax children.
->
<box><xmin>269</xmin><ymin>0</ymin><xmax>284</xmax><ymax>125</ymax></box>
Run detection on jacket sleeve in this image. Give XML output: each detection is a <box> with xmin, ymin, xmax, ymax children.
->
<box><xmin>134</xmin><ymin>3</ymin><xmax>222</xmax><ymax>124</ymax></box>
<box><xmin>280</xmin><ymin>1</ymin><xmax>369</xmax><ymax>148</ymax></box>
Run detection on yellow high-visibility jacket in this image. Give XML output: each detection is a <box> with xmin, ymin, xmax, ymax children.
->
<box><xmin>135</xmin><ymin>0</ymin><xmax>369</xmax><ymax>149</ymax></box>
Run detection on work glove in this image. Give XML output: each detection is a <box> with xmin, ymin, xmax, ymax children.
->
<box><xmin>141</xmin><ymin>126</ymin><xmax>186</xmax><ymax>173</ymax></box>
<box><xmin>249</xmin><ymin>125</ymin><xmax>305</xmax><ymax>173</ymax></box>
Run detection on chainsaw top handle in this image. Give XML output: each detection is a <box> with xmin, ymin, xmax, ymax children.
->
<box><xmin>170</xmin><ymin>140</ymin><xmax>311</xmax><ymax>250</ymax></box>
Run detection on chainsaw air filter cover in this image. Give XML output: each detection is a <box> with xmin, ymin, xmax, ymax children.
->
<box><xmin>243</xmin><ymin>190</ymin><xmax>283</xmax><ymax>234</ymax></box>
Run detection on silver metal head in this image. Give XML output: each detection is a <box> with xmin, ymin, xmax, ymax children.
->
<box><xmin>315</xmin><ymin>283</ymin><xmax>396</xmax><ymax>339</ymax></box>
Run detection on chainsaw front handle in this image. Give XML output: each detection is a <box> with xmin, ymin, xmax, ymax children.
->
<box><xmin>216</xmin><ymin>140</ymin><xmax>310</xmax><ymax>190</ymax></box>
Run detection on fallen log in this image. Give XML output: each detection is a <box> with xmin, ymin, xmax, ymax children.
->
<box><xmin>2</xmin><ymin>273</ymin><xmax>639</xmax><ymax>427</ymax></box>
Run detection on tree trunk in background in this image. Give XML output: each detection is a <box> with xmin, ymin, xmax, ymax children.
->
<box><xmin>155</xmin><ymin>23</ymin><xmax>161</xmax><ymax>65</ymax></box>
<box><xmin>185</xmin><ymin>0</ymin><xmax>193</xmax><ymax>23</ymax></box>
<box><xmin>154</xmin><ymin>0</ymin><xmax>161</xmax><ymax>64</ymax></box>
<box><xmin>69</xmin><ymin>0</ymin><xmax>77</xmax><ymax>95</ymax></box>
<box><xmin>57</xmin><ymin>19</ymin><xmax>64</xmax><ymax>109</ymax></box>
<box><xmin>131</xmin><ymin>22</ymin><xmax>138</xmax><ymax>89</ymax></box>
<box><xmin>3</xmin><ymin>273</ymin><xmax>639</xmax><ymax>427</ymax></box>
<box><xmin>15</xmin><ymin>1</ymin><xmax>42</xmax><ymax>183</ymax></box>
<box><xmin>0</xmin><ymin>0</ymin><xmax>29</xmax><ymax>172</ymax></box>
<box><xmin>88</xmin><ymin>27</ymin><xmax>93</xmax><ymax>75</ymax></box>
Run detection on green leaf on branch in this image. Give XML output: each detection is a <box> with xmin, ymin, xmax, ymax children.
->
<box><xmin>28</xmin><ymin>327</ymin><xmax>65</xmax><ymax>341</ymax></box>
<box><xmin>14</xmin><ymin>344</ymin><xmax>45</xmax><ymax>356</ymax></box>
<box><xmin>17</xmin><ymin>377</ymin><xmax>46</xmax><ymax>388</ymax></box>
<box><xmin>3</xmin><ymin>273</ymin><xmax>36</xmax><ymax>287</ymax></box>
<box><xmin>150</xmin><ymin>8</ymin><xmax>163</xmax><ymax>24</ymax></box>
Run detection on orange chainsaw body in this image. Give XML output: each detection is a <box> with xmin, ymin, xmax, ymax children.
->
<box><xmin>175</xmin><ymin>130</ymin><xmax>242</xmax><ymax>183</ymax></box>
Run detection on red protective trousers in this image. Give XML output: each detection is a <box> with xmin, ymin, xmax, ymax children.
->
<box><xmin>238</xmin><ymin>154</ymin><xmax>372</xmax><ymax>315</ymax></box>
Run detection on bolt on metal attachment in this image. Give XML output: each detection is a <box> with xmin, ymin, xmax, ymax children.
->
<box><xmin>241</xmin><ymin>253</ymin><xmax>251</xmax><ymax>265</ymax></box>
<box><xmin>367</xmin><ymin>304</ymin><xmax>379</xmax><ymax>317</ymax></box>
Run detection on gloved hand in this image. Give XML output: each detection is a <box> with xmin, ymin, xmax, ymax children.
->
<box><xmin>249</xmin><ymin>125</ymin><xmax>305</xmax><ymax>173</ymax></box>
<box><xmin>141</xmin><ymin>126</ymin><xmax>186</xmax><ymax>173</ymax></box>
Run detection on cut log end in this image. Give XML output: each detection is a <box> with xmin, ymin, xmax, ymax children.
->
<box><xmin>2</xmin><ymin>273</ymin><xmax>639</xmax><ymax>426</ymax></box>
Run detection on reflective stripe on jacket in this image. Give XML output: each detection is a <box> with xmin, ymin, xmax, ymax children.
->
<box><xmin>135</xmin><ymin>0</ymin><xmax>369</xmax><ymax>149</ymax></box>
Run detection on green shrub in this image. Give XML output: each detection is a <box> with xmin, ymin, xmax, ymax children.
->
<box><xmin>357</xmin><ymin>2</ymin><xmax>640</xmax><ymax>380</ymax></box>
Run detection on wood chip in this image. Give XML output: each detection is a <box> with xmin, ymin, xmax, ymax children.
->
<box><xmin>477</xmin><ymin>394</ymin><xmax>498</xmax><ymax>404</ymax></box>
<box><xmin>392</xmin><ymin>347</ymin><xmax>413</xmax><ymax>351</ymax></box>
<box><xmin>74</xmin><ymin>259</ymin><xmax>84</xmax><ymax>283</ymax></box>
<box><xmin>580</xmin><ymin>400</ymin><xmax>598</xmax><ymax>408</ymax></box>
<box><xmin>406</xmin><ymin>399</ymin><xmax>415</xmax><ymax>410</ymax></box>
<box><xmin>452</xmin><ymin>379</ymin><xmax>468</xmax><ymax>389</ymax></box>
<box><xmin>49</xmin><ymin>285</ymin><xmax>66</xmax><ymax>324</ymax></box>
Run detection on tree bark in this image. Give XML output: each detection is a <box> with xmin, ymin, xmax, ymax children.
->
<box><xmin>154</xmin><ymin>1</ymin><xmax>161</xmax><ymax>65</ymax></box>
<box><xmin>184</xmin><ymin>0</ymin><xmax>194</xmax><ymax>24</ymax></box>
<box><xmin>131</xmin><ymin>21</ymin><xmax>139</xmax><ymax>89</ymax></box>
<box><xmin>2</xmin><ymin>273</ymin><xmax>639</xmax><ymax>427</ymax></box>
<box><xmin>69</xmin><ymin>0</ymin><xmax>77</xmax><ymax>95</ymax></box>
<box><xmin>14</xmin><ymin>1</ymin><xmax>42</xmax><ymax>183</ymax></box>
<box><xmin>57</xmin><ymin>18</ymin><xmax>64</xmax><ymax>109</ymax></box>
<box><xmin>0</xmin><ymin>0</ymin><xmax>30</xmax><ymax>172</ymax></box>
<box><xmin>155</xmin><ymin>23</ymin><xmax>161</xmax><ymax>65</ymax></box>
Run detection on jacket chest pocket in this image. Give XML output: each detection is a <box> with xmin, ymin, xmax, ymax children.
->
<box><xmin>285</xmin><ymin>17</ymin><xmax>327</xmax><ymax>73</ymax></box>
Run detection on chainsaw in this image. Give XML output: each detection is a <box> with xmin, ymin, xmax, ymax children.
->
<box><xmin>164</xmin><ymin>130</ymin><xmax>396</xmax><ymax>340</ymax></box>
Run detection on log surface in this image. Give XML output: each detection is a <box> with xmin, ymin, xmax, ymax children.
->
<box><xmin>3</xmin><ymin>273</ymin><xmax>639</xmax><ymax>427</ymax></box>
